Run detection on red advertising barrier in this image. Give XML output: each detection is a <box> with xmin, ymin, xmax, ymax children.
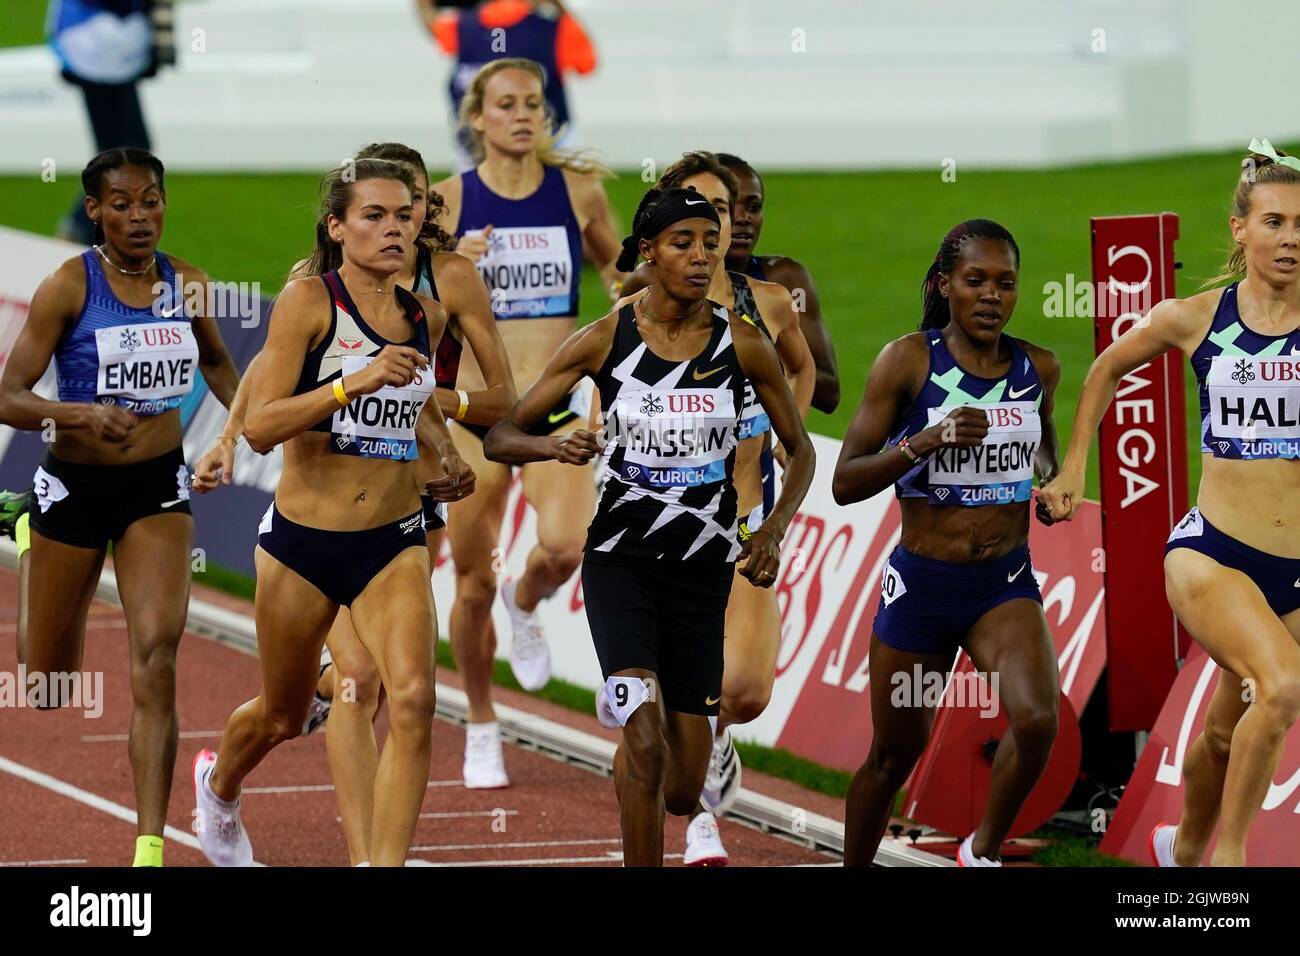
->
<box><xmin>1101</xmin><ymin>645</ymin><xmax>1300</xmax><ymax>865</ymax></box>
<box><xmin>1090</xmin><ymin>214</ymin><xmax>1192</xmax><ymax>731</ymax></box>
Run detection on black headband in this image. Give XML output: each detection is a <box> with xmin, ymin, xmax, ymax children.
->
<box><xmin>616</xmin><ymin>188</ymin><xmax>721</xmax><ymax>272</ymax></box>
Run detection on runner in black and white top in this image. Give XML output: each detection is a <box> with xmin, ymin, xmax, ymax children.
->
<box><xmin>483</xmin><ymin>188</ymin><xmax>815</xmax><ymax>866</ymax></box>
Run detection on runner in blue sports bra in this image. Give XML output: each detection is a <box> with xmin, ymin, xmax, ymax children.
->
<box><xmin>191</xmin><ymin>159</ymin><xmax>473</xmax><ymax>868</ymax></box>
<box><xmin>0</xmin><ymin>147</ymin><xmax>241</xmax><ymax>868</ymax></box>
<box><xmin>834</xmin><ymin>220</ymin><xmax>1065</xmax><ymax>868</ymax></box>
<box><xmin>1043</xmin><ymin>141</ymin><xmax>1300</xmax><ymax>868</ymax></box>
<box><xmin>430</xmin><ymin>57</ymin><xmax>625</xmax><ymax>788</ymax></box>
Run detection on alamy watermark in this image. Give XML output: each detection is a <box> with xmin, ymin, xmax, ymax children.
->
<box><xmin>0</xmin><ymin>667</ymin><xmax>104</xmax><ymax>718</ymax></box>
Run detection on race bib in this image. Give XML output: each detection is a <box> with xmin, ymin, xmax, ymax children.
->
<box><xmin>1206</xmin><ymin>355</ymin><xmax>1300</xmax><ymax>458</ymax></box>
<box><xmin>925</xmin><ymin>402</ymin><xmax>1041</xmax><ymax>505</ymax></box>
<box><xmin>95</xmin><ymin>322</ymin><xmax>198</xmax><ymax>415</ymax></box>
<box><xmin>330</xmin><ymin>355</ymin><xmax>435</xmax><ymax>460</ymax></box>
<box><xmin>474</xmin><ymin>226</ymin><xmax>574</xmax><ymax>318</ymax></box>
<box><xmin>881</xmin><ymin>561</ymin><xmax>906</xmax><ymax>607</ymax></box>
<box><xmin>608</xmin><ymin>388</ymin><xmax>736</xmax><ymax>488</ymax></box>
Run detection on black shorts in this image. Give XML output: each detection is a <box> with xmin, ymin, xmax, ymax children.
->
<box><xmin>422</xmin><ymin>495</ymin><xmax>447</xmax><ymax>531</ymax></box>
<box><xmin>581</xmin><ymin>551</ymin><xmax>733</xmax><ymax>716</ymax></box>
<box><xmin>257</xmin><ymin>504</ymin><xmax>426</xmax><ymax>606</ymax></box>
<box><xmin>31</xmin><ymin>447</ymin><xmax>192</xmax><ymax>550</ymax></box>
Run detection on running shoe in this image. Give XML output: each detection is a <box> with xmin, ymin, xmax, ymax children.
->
<box><xmin>192</xmin><ymin>750</ymin><xmax>254</xmax><ymax>867</ymax></box>
<box><xmin>956</xmin><ymin>834</ymin><xmax>1001</xmax><ymax>867</ymax></box>
<box><xmin>701</xmin><ymin>727</ymin><xmax>742</xmax><ymax>816</ymax></box>
<box><xmin>462</xmin><ymin>721</ymin><xmax>509</xmax><ymax>789</ymax></box>
<box><xmin>1148</xmin><ymin>822</ymin><xmax>1181</xmax><ymax>867</ymax></box>
<box><xmin>303</xmin><ymin>645</ymin><xmax>333</xmax><ymax>735</ymax></box>
<box><xmin>0</xmin><ymin>489</ymin><xmax>32</xmax><ymax>540</ymax></box>
<box><xmin>503</xmin><ymin>577</ymin><xmax>551</xmax><ymax>691</ymax></box>
<box><xmin>683</xmin><ymin>812</ymin><xmax>729</xmax><ymax>867</ymax></box>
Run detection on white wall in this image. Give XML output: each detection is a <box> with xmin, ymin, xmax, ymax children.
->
<box><xmin>0</xmin><ymin>0</ymin><xmax>1294</xmax><ymax>174</ymax></box>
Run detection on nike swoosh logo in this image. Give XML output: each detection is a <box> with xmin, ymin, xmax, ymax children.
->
<box><xmin>157</xmin><ymin>305</ymin><xmax>184</xmax><ymax>318</ymax></box>
<box><xmin>1293</xmin><ymin>578</ymin><xmax>1300</xmax><ymax>588</ymax></box>
<box><xmin>693</xmin><ymin>366</ymin><xmax>724</xmax><ymax>381</ymax></box>
<box><xmin>704</xmin><ymin>694</ymin><xmax>721</xmax><ymax>706</ymax></box>
<box><xmin>1007</xmin><ymin>384</ymin><xmax>1037</xmax><ymax>399</ymax></box>
<box><xmin>547</xmin><ymin>410</ymin><xmax>571</xmax><ymax>424</ymax></box>
<box><xmin>160</xmin><ymin>499</ymin><xmax>184</xmax><ymax>509</ymax></box>
<box><xmin>1008</xmin><ymin>563</ymin><xmax>1026</xmax><ymax>582</ymax></box>
<box><xmin>685</xmin><ymin>198</ymin><xmax>707</xmax><ymax>206</ymax></box>
<box><xmin>1291</xmin><ymin>346</ymin><xmax>1300</xmax><ymax>355</ymax></box>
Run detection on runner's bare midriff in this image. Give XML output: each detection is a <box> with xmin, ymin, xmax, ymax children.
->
<box><xmin>274</xmin><ymin>431</ymin><xmax>422</xmax><ymax>531</ymax></box>
<box><xmin>455</xmin><ymin>315</ymin><xmax>576</xmax><ymax>393</ymax></box>
<box><xmin>898</xmin><ymin>497</ymin><xmax>1030</xmax><ymax>564</ymax></box>
<box><xmin>1196</xmin><ymin>455</ymin><xmax>1300</xmax><ymax>558</ymax></box>
<box><xmin>50</xmin><ymin>409</ymin><xmax>183</xmax><ymax>465</ymax></box>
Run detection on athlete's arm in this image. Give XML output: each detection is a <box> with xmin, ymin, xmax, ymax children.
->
<box><xmin>733</xmin><ymin>317</ymin><xmax>815</xmax><ymax>588</ymax></box>
<box><xmin>482</xmin><ymin>315</ymin><xmax>615</xmax><ymax>465</ymax></box>
<box><xmin>242</xmin><ymin>279</ymin><xmax>427</xmax><ymax>452</ymax></box>
<box><xmin>431</xmin><ymin>253</ymin><xmax>518</xmax><ymax>424</ymax></box>
<box><xmin>567</xmin><ymin>171</ymin><xmax>626</xmax><ymax>298</ymax></box>
<box><xmin>1039</xmin><ymin>296</ymin><xmax>1205</xmax><ymax>521</ymax></box>
<box><xmin>1024</xmin><ymin>342</ymin><xmax>1063</xmax><ymax>526</ymax></box>
<box><xmin>192</xmin><ymin>351</ymin><xmax>263</xmax><ymax>493</ymax></box>
<box><xmin>832</xmin><ymin>335</ymin><xmax>987</xmax><ymax>505</ymax></box>
<box><xmin>178</xmin><ymin>263</ymin><xmax>240</xmax><ymax>410</ymax></box>
<box><xmin>416</xmin><ymin>386</ymin><xmax>476</xmax><ymax>502</ymax></box>
<box><xmin>0</xmin><ymin>259</ymin><xmax>136</xmax><ymax>440</ymax></box>
<box><xmin>767</xmin><ymin>257</ymin><xmax>839</xmax><ymax>413</ymax></box>
<box><xmin>753</xmin><ymin>280</ymin><xmax>814</xmax><ymax>417</ymax></box>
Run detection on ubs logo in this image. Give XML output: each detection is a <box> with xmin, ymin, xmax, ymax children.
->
<box><xmin>639</xmin><ymin>394</ymin><xmax>664</xmax><ymax>417</ymax></box>
<box><xmin>1232</xmin><ymin>359</ymin><xmax>1255</xmax><ymax>384</ymax></box>
<box><xmin>119</xmin><ymin>329</ymin><xmax>142</xmax><ymax>353</ymax></box>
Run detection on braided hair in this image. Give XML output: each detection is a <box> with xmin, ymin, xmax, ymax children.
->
<box><xmin>920</xmin><ymin>220</ymin><xmax>1021</xmax><ymax>331</ymax></box>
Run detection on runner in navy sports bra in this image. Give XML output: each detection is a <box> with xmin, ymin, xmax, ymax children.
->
<box><xmin>191</xmin><ymin>159</ymin><xmax>473</xmax><ymax>868</ymax></box>
<box><xmin>482</xmin><ymin>187</ymin><xmax>815</xmax><ymax>866</ymax></box>
<box><xmin>0</xmin><ymin>148</ymin><xmax>241</xmax><ymax>868</ymax></box>
<box><xmin>834</xmin><ymin>220</ymin><xmax>1065</xmax><ymax>868</ymax></box>
<box><xmin>1043</xmin><ymin>141</ymin><xmax>1300</xmax><ymax>867</ymax></box>
<box><xmin>431</xmin><ymin>57</ymin><xmax>625</xmax><ymax>788</ymax></box>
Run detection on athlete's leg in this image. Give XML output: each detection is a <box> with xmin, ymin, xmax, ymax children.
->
<box><xmin>612</xmin><ymin>666</ymin><xmax>669</xmax><ymax>866</ymax></box>
<box><xmin>446</xmin><ymin>430</ymin><xmax>510</xmax><ymax>723</ymax></box>
<box><xmin>21</xmin><ymin>529</ymin><xmax>106</xmax><ymax>679</ymax></box>
<box><xmin>323</xmin><ymin>606</ymin><xmax>383</xmax><ymax>865</ymax></box>
<box><xmin>717</xmin><ymin>570</ymin><xmax>781</xmax><ymax>732</ymax></box>
<box><xmin>963</xmin><ymin>598</ymin><xmax>1060</xmax><ymax>860</ymax></box>
<box><xmin>844</xmin><ymin>637</ymin><xmax>953</xmax><ymax>867</ymax></box>
<box><xmin>662</xmin><ymin>710</ymin><xmax>715</xmax><ymax>817</ymax></box>
<box><xmin>349</xmin><ymin>546</ymin><xmax>438</xmax><ymax>866</ymax></box>
<box><xmin>209</xmin><ymin>546</ymin><xmax>338</xmax><ymax>800</ymax></box>
<box><xmin>112</xmin><ymin>512</ymin><xmax>194</xmax><ymax>840</ymax></box>
<box><xmin>14</xmin><ymin>514</ymin><xmax>32</xmax><ymax>663</ymax></box>
<box><xmin>1165</xmin><ymin>665</ymin><xmax>1250</xmax><ymax>866</ymax></box>
<box><xmin>514</xmin><ymin>446</ymin><xmax>594</xmax><ymax>611</ymax></box>
<box><xmin>1164</xmin><ymin>549</ymin><xmax>1300</xmax><ymax>866</ymax></box>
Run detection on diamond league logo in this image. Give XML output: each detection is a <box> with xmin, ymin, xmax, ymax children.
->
<box><xmin>1218</xmin><ymin>441</ymin><xmax>1231</xmax><ymax>454</ymax></box>
<box><xmin>626</xmin><ymin>465</ymin><xmax>641</xmax><ymax>479</ymax></box>
<box><xmin>934</xmin><ymin>487</ymin><xmax>950</xmax><ymax>501</ymax></box>
<box><xmin>335</xmin><ymin>435</ymin><xmax>351</xmax><ymax>449</ymax></box>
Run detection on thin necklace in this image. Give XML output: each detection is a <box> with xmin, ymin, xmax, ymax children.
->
<box><xmin>636</xmin><ymin>292</ymin><xmax>704</xmax><ymax>322</ymax></box>
<box><xmin>95</xmin><ymin>244</ymin><xmax>155</xmax><ymax>277</ymax></box>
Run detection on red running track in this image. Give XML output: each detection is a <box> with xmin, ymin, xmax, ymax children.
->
<box><xmin>0</xmin><ymin>569</ymin><xmax>834</xmax><ymax>867</ymax></box>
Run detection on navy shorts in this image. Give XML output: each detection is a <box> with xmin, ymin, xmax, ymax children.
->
<box><xmin>873</xmin><ymin>543</ymin><xmax>1043</xmax><ymax>655</ymax></box>
<box><xmin>581</xmin><ymin>551</ymin><xmax>733</xmax><ymax>716</ymax></box>
<box><xmin>1165</xmin><ymin>508</ymin><xmax>1300</xmax><ymax>617</ymax></box>
<box><xmin>31</xmin><ymin>447</ymin><xmax>191</xmax><ymax>550</ymax></box>
<box><xmin>257</xmin><ymin>504</ymin><xmax>426</xmax><ymax>606</ymax></box>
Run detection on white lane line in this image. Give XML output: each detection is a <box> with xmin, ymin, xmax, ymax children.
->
<box><xmin>0</xmin><ymin>753</ymin><xmax>265</xmax><ymax>867</ymax></box>
<box><xmin>81</xmin><ymin>730</ymin><xmax>223</xmax><ymax>743</ymax></box>
<box><xmin>0</xmin><ymin>859</ymin><xmax>88</xmax><ymax>867</ymax></box>
<box><xmin>410</xmin><ymin>853</ymin><xmax>686</xmax><ymax>867</ymax></box>
<box><xmin>419</xmin><ymin>810</ymin><xmax>519</xmax><ymax>820</ymax></box>
<box><xmin>245</xmin><ymin>779</ymin><xmax>462</xmax><ymax>795</ymax></box>
<box><xmin>410</xmin><ymin>838</ymin><xmax>621</xmax><ymax>851</ymax></box>
<box><xmin>0</xmin><ymin>620</ymin><xmax>126</xmax><ymax>634</ymax></box>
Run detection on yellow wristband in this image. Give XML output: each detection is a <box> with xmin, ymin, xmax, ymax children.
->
<box><xmin>333</xmin><ymin>378</ymin><xmax>350</xmax><ymax>406</ymax></box>
<box><xmin>455</xmin><ymin>389</ymin><xmax>469</xmax><ymax>421</ymax></box>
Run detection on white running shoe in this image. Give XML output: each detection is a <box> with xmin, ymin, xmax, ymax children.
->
<box><xmin>684</xmin><ymin>812</ymin><xmax>729</xmax><ymax>867</ymax></box>
<box><xmin>303</xmin><ymin>645</ymin><xmax>334</xmax><ymax>735</ymax></box>
<box><xmin>701</xmin><ymin>728</ymin><xmax>742</xmax><ymax>816</ymax></box>
<box><xmin>595</xmin><ymin>685</ymin><xmax>620</xmax><ymax>729</ymax></box>
<box><xmin>1148</xmin><ymin>823</ymin><xmax>1181</xmax><ymax>867</ymax></box>
<box><xmin>462</xmin><ymin>722</ymin><xmax>509</xmax><ymax>789</ymax></box>
<box><xmin>503</xmin><ymin>577</ymin><xmax>551</xmax><ymax>691</ymax></box>
<box><xmin>192</xmin><ymin>750</ymin><xmax>254</xmax><ymax>867</ymax></box>
<box><xmin>956</xmin><ymin>834</ymin><xmax>1001</xmax><ymax>867</ymax></box>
